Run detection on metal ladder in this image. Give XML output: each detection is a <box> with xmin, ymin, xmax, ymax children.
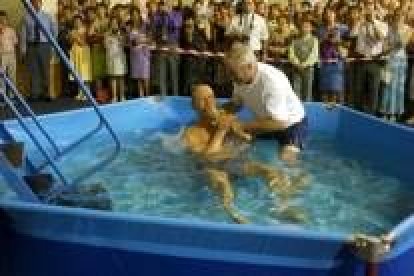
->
<box><xmin>0</xmin><ymin>0</ymin><xmax>121</xmax><ymax>198</ymax></box>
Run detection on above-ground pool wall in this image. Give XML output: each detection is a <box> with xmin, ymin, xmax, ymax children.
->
<box><xmin>305</xmin><ymin>104</ymin><xmax>340</xmax><ymax>137</ymax></box>
<box><xmin>0</xmin><ymin>98</ymin><xmax>197</xmax><ymax>167</ymax></box>
<box><xmin>336</xmin><ymin>108</ymin><xmax>414</xmax><ymax>183</ymax></box>
<box><xmin>335</xmin><ymin>108</ymin><xmax>414</xmax><ymax>276</ymax></box>
<box><xmin>0</xmin><ymin>208</ymin><xmax>15</xmax><ymax>276</ymax></box>
<box><xmin>0</xmin><ymin>201</ymin><xmax>367</xmax><ymax>276</ymax></box>
<box><xmin>1</xmin><ymin>97</ymin><xmax>196</xmax><ymax>144</ymax></box>
<box><xmin>0</xmin><ymin>99</ymin><xmax>338</xmax><ymax>156</ymax></box>
<box><xmin>2</xmin><ymin>99</ymin><xmax>412</xmax><ymax>276</ymax></box>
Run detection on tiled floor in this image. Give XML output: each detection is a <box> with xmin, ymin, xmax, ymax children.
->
<box><xmin>0</xmin><ymin>97</ymin><xmax>90</xmax><ymax>120</ymax></box>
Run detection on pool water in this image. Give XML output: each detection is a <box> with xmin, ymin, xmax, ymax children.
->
<box><xmin>1</xmin><ymin>127</ymin><xmax>413</xmax><ymax>236</ymax></box>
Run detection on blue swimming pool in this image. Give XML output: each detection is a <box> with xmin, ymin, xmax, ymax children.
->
<box><xmin>1</xmin><ymin>97</ymin><xmax>414</xmax><ymax>275</ymax></box>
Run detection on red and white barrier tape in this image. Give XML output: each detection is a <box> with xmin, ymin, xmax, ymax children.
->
<box><xmin>135</xmin><ymin>44</ymin><xmax>406</xmax><ymax>64</ymax></box>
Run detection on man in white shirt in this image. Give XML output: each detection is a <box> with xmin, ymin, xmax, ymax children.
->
<box><xmin>226</xmin><ymin>0</ymin><xmax>268</xmax><ymax>61</ymax></box>
<box><xmin>223</xmin><ymin>43</ymin><xmax>307</xmax><ymax>163</ymax></box>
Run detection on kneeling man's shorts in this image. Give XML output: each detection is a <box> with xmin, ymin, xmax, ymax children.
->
<box><xmin>255</xmin><ymin>117</ymin><xmax>308</xmax><ymax>149</ymax></box>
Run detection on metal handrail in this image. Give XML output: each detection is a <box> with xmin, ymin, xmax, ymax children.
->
<box><xmin>0</xmin><ymin>69</ymin><xmax>61</xmax><ymax>155</ymax></box>
<box><xmin>0</xmin><ymin>0</ymin><xmax>122</xmax><ymax>189</ymax></box>
<box><xmin>21</xmin><ymin>0</ymin><xmax>121</xmax><ymax>170</ymax></box>
<box><xmin>35</xmin><ymin>120</ymin><xmax>104</xmax><ymax>171</ymax></box>
<box><xmin>0</xmin><ymin>70</ymin><xmax>69</xmax><ymax>187</ymax></box>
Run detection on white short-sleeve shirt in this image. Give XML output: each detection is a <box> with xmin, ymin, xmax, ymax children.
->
<box><xmin>233</xmin><ymin>62</ymin><xmax>305</xmax><ymax>127</ymax></box>
<box><xmin>227</xmin><ymin>13</ymin><xmax>269</xmax><ymax>51</ymax></box>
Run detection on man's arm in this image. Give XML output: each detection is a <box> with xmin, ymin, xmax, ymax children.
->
<box><xmin>204</xmin><ymin>128</ymin><xmax>228</xmax><ymax>155</ymax></box>
<box><xmin>182</xmin><ymin>127</ymin><xmax>205</xmax><ymax>154</ymax></box>
<box><xmin>183</xmin><ymin>125</ymin><xmax>235</xmax><ymax>161</ymax></box>
<box><xmin>241</xmin><ymin>73</ymin><xmax>296</xmax><ymax>133</ymax></box>
<box><xmin>242</xmin><ymin>117</ymin><xmax>289</xmax><ymax>133</ymax></box>
<box><xmin>183</xmin><ymin>125</ymin><xmax>229</xmax><ymax>155</ymax></box>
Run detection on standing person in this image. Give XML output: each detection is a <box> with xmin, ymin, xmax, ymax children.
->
<box><xmin>226</xmin><ymin>0</ymin><xmax>269</xmax><ymax>61</ymax></box>
<box><xmin>154</xmin><ymin>1</ymin><xmax>182</xmax><ymax>97</ymax></box>
<box><xmin>129</xmin><ymin>8</ymin><xmax>151</xmax><ymax>98</ymax></box>
<box><xmin>180</xmin><ymin>15</ymin><xmax>210</xmax><ymax>96</ymax></box>
<box><xmin>224</xmin><ymin>43</ymin><xmax>308</xmax><ymax>164</ymax></box>
<box><xmin>105</xmin><ymin>17</ymin><xmax>127</xmax><ymax>103</ymax></box>
<box><xmin>88</xmin><ymin>3</ymin><xmax>108</xmax><ymax>97</ymax></box>
<box><xmin>20</xmin><ymin>0</ymin><xmax>58</xmax><ymax>102</ymax></box>
<box><xmin>210</xmin><ymin>3</ymin><xmax>232</xmax><ymax>97</ymax></box>
<box><xmin>355</xmin><ymin>1</ymin><xmax>388</xmax><ymax>114</ymax></box>
<box><xmin>69</xmin><ymin>15</ymin><xmax>92</xmax><ymax>101</ymax></box>
<box><xmin>380</xmin><ymin>11</ymin><xmax>410</xmax><ymax>122</ymax></box>
<box><xmin>0</xmin><ymin>10</ymin><xmax>18</xmax><ymax>97</ymax></box>
<box><xmin>57</xmin><ymin>6</ymin><xmax>74</xmax><ymax>97</ymax></box>
<box><xmin>288</xmin><ymin>18</ymin><xmax>319</xmax><ymax>102</ymax></box>
<box><xmin>147</xmin><ymin>0</ymin><xmax>159</xmax><ymax>94</ymax></box>
<box><xmin>344</xmin><ymin>6</ymin><xmax>362</xmax><ymax>108</ymax></box>
<box><xmin>267</xmin><ymin>14</ymin><xmax>297</xmax><ymax>79</ymax></box>
<box><xmin>317</xmin><ymin>9</ymin><xmax>348</xmax><ymax>107</ymax></box>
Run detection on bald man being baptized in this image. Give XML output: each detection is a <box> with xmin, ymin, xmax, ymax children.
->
<box><xmin>182</xmin><ymin>84</ymin><xmax>307</xmax><ymax>224</ymax></box>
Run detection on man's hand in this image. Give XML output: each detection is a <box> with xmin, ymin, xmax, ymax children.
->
<box><xmin>215</xmin><ymin>113</ymin><xmax>236</xmax><ymax>131</ymax></box>
<box><xmin>231</xmin><ymin>121</ymin><xmax>252</xmax><ymax>142</ymax></box>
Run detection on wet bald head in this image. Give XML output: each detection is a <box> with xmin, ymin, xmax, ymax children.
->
<box><xmin>191</xmin><ymin>84</ymin><xmax>217</xmax><ymax>118</ymax></box>
<box><xmin>192</xmin><ymin>84</ymin><xmax>213</xmax><ymax>101</ymax></box>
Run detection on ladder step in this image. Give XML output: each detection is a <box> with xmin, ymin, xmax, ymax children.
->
<box><xmin>51</xmin><ymin>183</ymin><xmax>112</xmax><ymax>211</ymax></box>
<box><xmin>0</xmin><ymin>142</ymin><xmax>24</xmax><ymax>168</ymax></box>
<box><xmin>24</xmin><ymin>173</ymin><xmax>54</xmax><ymax>196</ymax></box>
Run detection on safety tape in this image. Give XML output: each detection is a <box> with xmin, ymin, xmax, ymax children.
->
<box><xmin>133</xmin><ymin>44</ymin><xmax>408</xmax><ymax>63</ymax></box>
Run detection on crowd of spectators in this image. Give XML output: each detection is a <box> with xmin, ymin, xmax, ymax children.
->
<box><xmin>1</xmin><ymin>0</ymin><xmax>414</xmax><ymax>124</ymax></box>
